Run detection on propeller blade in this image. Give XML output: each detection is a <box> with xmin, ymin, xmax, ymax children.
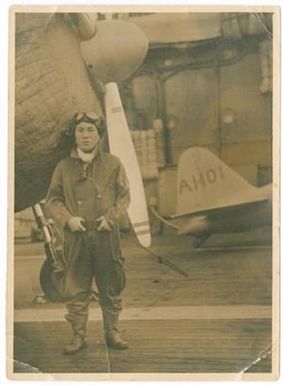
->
<box><xmin>105</xmin><ymin>82</ymin><xmax>151</xmax><ymax>247</ymax></box>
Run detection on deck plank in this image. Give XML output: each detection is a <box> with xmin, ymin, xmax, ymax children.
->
<box><xmin>14</xmin><ymin>319</ymin><xmax>271</xmax><ymax>373</ymax></box>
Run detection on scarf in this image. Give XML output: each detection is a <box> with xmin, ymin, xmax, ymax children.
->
<box><xmin>77</xmin><ymin>146</ymin><xmax>98</xmax><ymax>163</ymax></box>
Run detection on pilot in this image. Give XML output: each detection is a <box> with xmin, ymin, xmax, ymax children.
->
<box><xmin>46</xmin><ymin>111</ymin><xmax>130</xmax><ymax>354</ymax></box>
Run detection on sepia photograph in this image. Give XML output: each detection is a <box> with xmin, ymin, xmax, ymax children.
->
<box><xmin>7</xmin><ymin>5</ymin><xmax>279</xmax><ymax>381</ymax></box>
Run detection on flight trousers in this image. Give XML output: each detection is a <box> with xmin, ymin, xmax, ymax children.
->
<box><xmin>63</xmin><ymin>226</ymin><xmax>126</xmax><ymax>338</ymax></box>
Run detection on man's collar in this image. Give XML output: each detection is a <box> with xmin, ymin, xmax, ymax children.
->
<box><xmin>70</xmin><ymin>147</ymin><xmax>103</xmax><ymax>161</ymax></box>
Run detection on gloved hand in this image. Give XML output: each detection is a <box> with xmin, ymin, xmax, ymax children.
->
<box><xmin>96</xmin><ymin>216</ymin><xmax>112</xmax><ymax>232</ymax></box>
<box><xmin>67</xmin><ymin>217</ymin><xmax>86</xmax><ymax>232</ymax></box>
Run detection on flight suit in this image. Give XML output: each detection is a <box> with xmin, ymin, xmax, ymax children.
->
<box><xmin>46</xmin><ymin>148</ymin><xmax>130</xmax><ymax>341</ymax></box>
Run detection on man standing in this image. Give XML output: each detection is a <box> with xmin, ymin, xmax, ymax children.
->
<box><xmin>46</xmin><ymin>112</ymin><xmax>130</xmax><ymax>354</ymax></box>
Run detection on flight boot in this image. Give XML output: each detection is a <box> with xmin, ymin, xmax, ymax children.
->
<box><xmin>105</xmin><ymin>330</ymin><xmax>128</xmax><ymax>350</ymax></box>
<box><xmin>103</xmin><ymin>311</ymin><xmax>128</xmax><ymax>350</ymax></box>
<box><xmin>63</xmin><ymin>335</ymin><xmax>87</xmax><ymax>355</ymax></box>
<box><xmin>63</xmin><ymin>313</ymin><xmax>88</xmax><ymax>355</ymax></box>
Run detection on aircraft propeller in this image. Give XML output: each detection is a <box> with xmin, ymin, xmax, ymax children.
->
<box><xmin>80</xmin><ymin>18</ymin><xmax>151</xmax><ymax>247</ymax></box>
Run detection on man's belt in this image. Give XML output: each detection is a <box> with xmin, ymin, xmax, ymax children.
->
<box><xmin>83</xmin><ymin>220</ymin><xmax>97</xmax><ymax>231</ymax></box>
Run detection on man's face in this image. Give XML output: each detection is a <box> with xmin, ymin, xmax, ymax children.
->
<box><xmin>75</xmin><ymin>122</ymin><xmax>100</xmax><ymax>153</ymax></box>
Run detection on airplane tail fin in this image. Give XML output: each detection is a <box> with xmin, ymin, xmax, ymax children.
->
<box><xmin>176</xmin><ymin>147</ymin><xmax>257</xmax><ymax>215</ymax></box>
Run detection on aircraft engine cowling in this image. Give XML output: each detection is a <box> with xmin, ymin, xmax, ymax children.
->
<box><xmin>15</xmin><ymin>14</ymin><xmax>103</xmax><ymax>211</ymax></box>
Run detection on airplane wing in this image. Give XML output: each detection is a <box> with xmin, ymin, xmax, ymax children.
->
<box><xmin>170</xmin><ymin>198</ymin><xmax>272</xmax><ymax>237</ymax></box>
<box><xmin>170</xmin><ymin>197</ymin><xmax>270</xmax><ymax>220</ymax></box>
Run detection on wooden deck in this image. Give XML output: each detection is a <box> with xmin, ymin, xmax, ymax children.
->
<box><xmin>12</xmin><ymin>228</ymin><xmax>273</xmax><ymax>376</ymax></box>
<box><xmin>14</xmin><ymin>318</ymin><xmax>271</xmax><ymax>374</ymax></box>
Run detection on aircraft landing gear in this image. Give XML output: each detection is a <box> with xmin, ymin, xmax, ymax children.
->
<box><xmin>39</xmin><ymin>260</ymin><xmax>64</xmax><ymax>302</ymax></box>
<box><xmin>32</xmin><ymin>202</ymin><xmax>100</xmax><ymax>304</ymax></box>
<box><xmin>39</xmin><ymin>251</ymin><xmax>65</xmax><ymax>302</ymax></box>
<box><xmin>32</xmin><ymin>203</ymin><xmax>66</xmax><ymax>302</ymax></box>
